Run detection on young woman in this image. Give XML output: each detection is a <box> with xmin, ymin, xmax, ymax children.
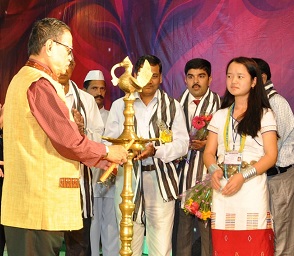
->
<box><xmin>203</xmin><ymin>57</ymin><xmax>277</xmax><ymax>255</ymax></box>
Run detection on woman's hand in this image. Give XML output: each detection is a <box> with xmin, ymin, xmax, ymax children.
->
<box><xmin>211</xmin><ymin>169</ymin><xmax>223</xmax><ymax>191</ymax></box>
<box><xmin>221</xmin><ymin>173</ymin><xmax>244</xmax><ymax>196</ymax></box>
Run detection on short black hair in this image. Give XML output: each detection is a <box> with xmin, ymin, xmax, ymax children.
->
<box><xmin>83</xmin><ymin>80</ymin><xmax>90</xmax><ymax>89</ymax></box>
<box><xmin>184</xmin><ymin>58</ymin><xmax>211</xmax><ymax>76</ymax></box>
<box><xmin>134</xmin><ymin>55</ymin><xmax>162</xmax><ymax>75</ymax></box>
<box><xmin>252</xmin><ymin>58</ymin><xmax>271</xmax><ymax>80</ymax></box>
<box><xmin>28</xmin><ymin>18</ymin><xmax>71</xmax><ymax>56</ymax></box>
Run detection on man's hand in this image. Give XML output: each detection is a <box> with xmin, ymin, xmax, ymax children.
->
<box><xmin>72</xmin><ymin>108</ymin><xmax>84</xmax><ymax>135</ymax></box>
<box><xmin>105</xmin><ymin>145</ymin><xmax>128</xmax><ymax>165</ymax></box>
<box><xmin>134</xmin><ymin>143</ymin><xmax>155</xmax><ymax>160</ymax></box>
<box><xmin>190</xmin><ymin>139</ymin><xmax>206</xmax><ymax>151</ymax></box>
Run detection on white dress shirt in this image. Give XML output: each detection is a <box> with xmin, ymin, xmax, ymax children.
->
<box><xmin>104</xmin><ymin>90</ymin><xmax>189</xmax><ymax>164</ymax></box>
<box><xmin>269</xmin><ymin>93</ymin><xmax>294</xmax><ymax>166</ymax></box>
<box><xmin>99</xmin><ymin>106</ymin><xmax>109</xmax><ymax>127</ymax></box>
<box><xmin>65</xmin><ymin>81</ymin><xmax>104</xmax><ymax>142</ymax></box>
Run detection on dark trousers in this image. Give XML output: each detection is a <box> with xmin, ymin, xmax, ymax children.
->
<box><xmin>64</xmin><ymin>217</ymin><xmax>91</xmax><ymax>256</ymax></box>
<box><xmin>172</xmin><ymin>200</ymin><xmax>212</xmax><ymax>256</ymax></box>
<box><xmin>0</xmin><ymin>224</ymin><xmax>5</xmax><ymax>255</ymax></box>
<box><xmin>172</xmin><ymin>200</ymin><xmax>195</xmax><ymax>256</ymax></box>
<box><xmin>4</xmin><ymin>226</ymin><xmax>63</xmax><ymax>256</ymax></box>
<box><xmin>198</xmin><ymin>219</ymin><xmax>212</xmax><ymax>256</ymax></box>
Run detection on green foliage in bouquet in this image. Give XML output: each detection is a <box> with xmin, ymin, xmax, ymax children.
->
<box><xmin>181</xmin><ymin>174</ymin><xmax>212</xmax><ymax>221</ymax></box>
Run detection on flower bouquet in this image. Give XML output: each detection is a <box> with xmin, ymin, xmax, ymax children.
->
<box><xmin>189</xmin><ymin>113</ymin><xmax>212</xmax><ymax>141</ymax></box>
<box><xmin>180</xmin><ymin>174</ymin><xmax>212</xmax><ymax>221</ymax></box>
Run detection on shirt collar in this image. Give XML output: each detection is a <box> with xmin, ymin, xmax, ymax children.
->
<box><xmin>25</xmin><ymin>58</ymin><xmax>58</xmax><ymax>81</ymax></box>
<box><xmin>188</xmin><ymin>88</ymin><xmax>210</xmax><ymax>104</ymax></box>
<box><xmin>66</xmin><ymin>80</ymin><xmax>74</xmax><ymax>97</ymax></box>
<box><xmin>134</xmin><ymin>90</ymin><xmax>159</xmax><ymax>102</ymax></box>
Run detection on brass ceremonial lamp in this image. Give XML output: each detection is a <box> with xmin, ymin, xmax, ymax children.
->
<box><xmin>100</xmin><ymin>56</ymin><xmax>156</xmax><ymax>256</ymax></box>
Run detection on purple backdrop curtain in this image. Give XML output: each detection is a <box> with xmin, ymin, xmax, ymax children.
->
<box><xmin>0</xmin><ymin>0</ymin><xmax>293</xmax><ymax>110</ymax></box>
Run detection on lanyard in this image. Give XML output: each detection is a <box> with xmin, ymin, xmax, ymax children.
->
<box><xmin>223</xmin><ymin>104</ymin><xmax>247</xmax><ymax>177</ymax></box>
<box><xmin>223</xmin><ymin>104</ymin><xmax>246</xmax><ymax>153</ymax></box>
<box><xmin>231</xmin><ymin>117</ymin><xmax>238</xmax><ymax>150</ymax></box>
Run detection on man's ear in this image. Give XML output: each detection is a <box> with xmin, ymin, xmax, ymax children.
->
<box><xmin>208</xmin><ymin>76</ymin><xmax>212</xmax><ymax>87</ymax></box>
<box><xmin>45</xmin><ymin>39</ymin><xmax>54</xmax><ymax>56</ymax></box>
<box><xmin>261</xmin><ymin>73</ymin><xmax>267</xmax><ymax>84</ymax></box>
<box><xmin>184</xmin><ymin>76</ymin><xmax>188</xmax><ymax>87</ymax></box>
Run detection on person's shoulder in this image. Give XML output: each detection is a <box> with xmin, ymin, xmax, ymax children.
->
<box><xmin>269</xmin><ymin>94</ymin><xmax>293</xmax><ymax>116</ymax></box>
<box><xmin>178</xmin><ymin>88</ymin><xmax>189</xmax><ymax>101</ymax></box>
<box><xmin>109</xmin><ymin>97</ymin><xmax>124</xmax><ymax>110</ymax></box>
<box><xmin>262</xmin><ymin>107</ymin><xmax>275</xmax><ymax>119</ymax></box>
<box><xmin>204</xmin><ymin>89</ymin><xmax>221</xmax><ymax>103</ymax></box>
<box><xmin>261</xmin><ymin>108</ymin><xmax>276</xmax><ymax>127</ymax></box>
<box><xmin>158</xmin><ymin>88</ymin><xmax>179</xmax><ymax>103</ymax></box>
<box><xmin>215</xmin><ymin>107</ymin><xmax>228</xmax><ymax>114</ymax></box>
<box><xmin>78</xmin><ymin>88</ymin><xmax>97</xmax><ymax>106</ymax></box>
<box><xmin>210</xmin><ymin>108</ymin><xmax>227</xmax><ymax>120</ymax></box>
<box><xmin>263</xmin><ymin>107</ymin><xmax>273</xmax><ymax>114</ymax></box>
<box><xmin>270</xmin><ymin>93</ymin><xmax>291</xmax><ymax>107</ymax></box>
<box><xmin>208</xmin><ymin>88</ymin><xmax>220</xmax><ymax>96</ymax></box>
<box><xmin>113</xmin><ymin>96</ymin><xmax>124</xmax><ymax>104</ymax></box>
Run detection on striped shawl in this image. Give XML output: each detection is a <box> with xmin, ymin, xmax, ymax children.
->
<box><xmin>178</xmin><ymin>89</ymin><xmax>220</xmax><ymax>194</ymax></box>
<box><xmin>133</xmin><ymin>89</ymin><xmax>179</xmax><ymax>222</ymax></box>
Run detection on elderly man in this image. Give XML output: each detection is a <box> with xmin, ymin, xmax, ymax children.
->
<box><xmin>1</xmin><ymin>18</ymin><xmax>128</xmax><ymax>256</ymax></box>
<box><xmin>59</xmin><ymin>60</ymin><xmax>105</xmax><ymax>255</ymax></box>
<box><xmin>252</xmin><ymin>57</ymin><xmax>294</xmax><ymax>256</ymax></box>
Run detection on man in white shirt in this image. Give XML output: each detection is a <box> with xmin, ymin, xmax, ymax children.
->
<box><xmin>253</xmin><ymin>58</ymin><xmax>294</xmax><ymax>256</ymax></box>
<box><xmin>83</xmin><ymin>70</ymin><xmax>119</xmax><ymax>256</ymax></box>
<box><xmin>173</xmin><ymin>58</ymin><xmax>221</xmax><ymax>256</ymax></box>
<box><xmin>104</xmin><ymin>55</ymin><xmax>189</xmax><ymax>256</ymax></box>
<box><xmin>84</xmin><ymin>70</ymin><xmax>109</xmax><ymax>124</ymax></box>
<box><xmin>59</xmin><ymin>60</ymin><xmax>104</xmax><ymax>255</ymax></box>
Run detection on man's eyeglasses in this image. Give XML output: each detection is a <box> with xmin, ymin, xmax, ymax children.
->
<box><xmin>53</xmin><ymin>40</ymin><xmax>73</xmax><ymax>57</ymax></box>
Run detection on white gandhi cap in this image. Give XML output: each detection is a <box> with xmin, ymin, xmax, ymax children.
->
<box><xmin>84</xmin><ymin>70</ymin><xmax>105</xmax><ymax>82</ymax></box>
